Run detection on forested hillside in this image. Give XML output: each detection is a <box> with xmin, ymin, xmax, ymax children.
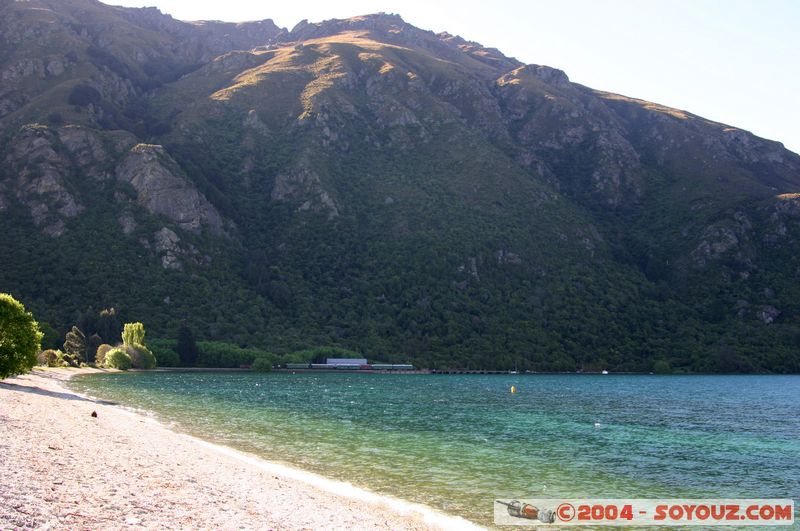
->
<box><xmin>2</xmin><ymin>1</ymin><xmax>799</xmax><ymax>372</ymax></box>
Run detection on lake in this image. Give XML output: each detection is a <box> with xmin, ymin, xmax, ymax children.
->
<box><xmin>68</xmin><ymin>372</ymin><xmax>800</xmax><ymax>527</ymax></box>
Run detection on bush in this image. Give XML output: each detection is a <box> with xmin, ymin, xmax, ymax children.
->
<box><xmin>47</xmin><ymin>112</ymin><xmax>64</xmax><ymax>125</ymax></box>
<box><xmin>105</xmin><ymin>348</ymin><xmax>132</xmax><ymax>370</ymax></box>
<box><xmin>149</xmin><ymin>338</ymin><xmax>179</xmax><ymax>367</ymax></box>
<box><xmin>67</xmin><ymin>84</ymin><xmax>102</xmax><ymax>106</ymax></box>
<box><xmin>251</xmin><ymin>357</ymin><xmax>273</xmax><ymax>372</ymax></box>
<box><xmin>196</xmin><ymin>341</ymin><xmax>277</xmax><ymax>368</ymax></box>
<box><xmin>57</xmin><ymin>350</ymin><xmax>81</xmax><ymax>367</ymax></box>
<box><xmin>126</xmin><ymin>344</ymin><xmax>156</xmax><ymax>369</ymax></box>
<box><xmin>653</xmin><ymin>360</ymin><xmax>672</xmax><ymax>374</ymax></box>
<box><xmin>37</xmin><ymin>349</ymin><xmax>61</xmax><ymax>367</ymax></box>
<box><xmin>95</xmin><ymin>344</ymin><xmax>113</xmax><ymax>367</ymax></box>
<box><xmin>281</xmin><ymin>346</ymin><xmax>362</xmax><ymax>365</ymax></box>
<box><xmin>0</xmin><ymin>294</ymin><xmax>43</xmax><ymax>378</ymax></box>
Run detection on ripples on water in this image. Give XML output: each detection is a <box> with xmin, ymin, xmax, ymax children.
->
<box><xmin>70</xmin><ymin>373</ymin><xmax>800</xmax><ymax>526</ymax></box>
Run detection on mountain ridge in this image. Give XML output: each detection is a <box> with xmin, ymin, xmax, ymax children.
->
<box><xmin>1</xmin><ymin>1</ymin><xmax>799</xmax><ymax>372</ymax></box>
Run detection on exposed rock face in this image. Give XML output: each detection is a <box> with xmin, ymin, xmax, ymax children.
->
<box><xmin>495</xmin><ymin>249</ymin><xmax>522</xmax><ymax>265</ymax></box>
<box><xmin>153</xmin><ymin>227</ymin><xmax>183</xmax><ymax>270</ymax></box>
<box><xmin>271</xmin><ymin>167</ymin><xmax>339</xmax><ymax>218</ymax></box>
<box><xmin>3</xmin><ymin>125</ymin><xmax>83</xmax><ymax>236</ymax></box>
<box><xmin>118</xmin><ymin>211</ymin><xmax>137</xmax><ymax>235</ymax></box>
<box><xmin>117</xmin><ymin>7</ymin><xmax>285</xmax><ymax>59</ymax></box>
<box><xmin>57</xmin><ymin>126</ymin><xmax>137</xmax><ymax>180</ymax></box>
<box><xmin>495</xmin><ymin>65</ymin><xmax>644</xmax><ymax>207</ymax></box>
<box><xmin>115</xmin><ymin>144</ymin><xmax>225</xmax><ymax>234</ymax></box>
<box><xmin>692</xmin><ymin>225</ymin><xmax>740</xmax><ymax>267</ymax></box>
<box><xmin>756</xmin><ymin>305</ymin><xmax>781</xmax><ymax>324</ymax></box>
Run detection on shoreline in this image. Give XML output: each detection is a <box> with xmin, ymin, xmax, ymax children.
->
<box><xmin>0</xmin><ymin>368</ymin><xmax>484</xmax><ymax>530</ymax></box>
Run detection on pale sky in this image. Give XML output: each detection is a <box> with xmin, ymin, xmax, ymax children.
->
<box><xmin>109</xmin><ymin>0</ymin><xmax>800</xmax><ymax>155</ymax></box>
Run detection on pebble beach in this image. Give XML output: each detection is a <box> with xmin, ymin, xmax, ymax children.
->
<box><xmin>0</xmin><ymin>368</ymin><xmax>482</xmax><ymax>530</ymax></box>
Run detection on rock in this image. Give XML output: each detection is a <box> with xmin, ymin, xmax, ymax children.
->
<box><xmin>468</xmin><ymin>257</ymin><xmax>480</xmax><ymax>281</ymax></box>
<box><xmin>118</xmin><ymin>212</ymin><xmax>137</xmax><ymax>235</ymax></box>
<box><xmin>527</xmin><ymin>64</ymin><xmax>571</xmax><ymax>88</ymax></box>
<box><xmin>243</xmin><ymin>109</ymin><xmax>269</xmax><ymax>134</ymax></box>
<box><xmin>756</xmin><ymin>305</ymin><xmax>780</xmax><ymax>324</ymax></box>
<box><xmin>691</xmin><ymin>225</ymin><xmax>739</xmax><ymax>267</ymax></box>
<box><xmin>495</xmin><ymin>249</ymin><xmax>522</xmax><ymax>265</ymax></box>
<box><xmin>45</xmin><ymin>58</ymin><xmax>65</xmax><ymax>76</ymax></box>
<box><xmin>271</xmin><ymin>167</ymin><xmax>339</xmax><ymax>218</ymax></box>
<box><xmin>115</xmin><ymin>144</ymin><xmax>225</xmax><ymax>234</ymax></box>
<box><xmin>153</xmin><ymin>227</ymin><xmax>183</xmax><ymax>270</ymax></box>
<box><xmin>56</xmin><ymin>126</ymin><xmax>135</xmax><ymax>178</ymax></box>
<box><xmin>4</xmin><ymin>125</ymin><xmax>83</xmax><ymax>236</ymax></box>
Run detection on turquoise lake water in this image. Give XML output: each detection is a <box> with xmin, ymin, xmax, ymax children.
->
<box><xmin>68</xmin><ymin>373</ymin><xmax>800</xmax><ymax>527</ymax></box>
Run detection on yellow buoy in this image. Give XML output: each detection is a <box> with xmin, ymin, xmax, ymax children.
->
<box><xmin>510</xmin><ymin>385</ymin><xmax>516</xmax><ymax>394</ymax></box>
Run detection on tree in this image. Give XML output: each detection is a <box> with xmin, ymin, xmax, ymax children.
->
<box><xmin>96</xmin><ymin>307</ymin><xmax>121</xmax><ymax>345</ymax></box>
<box><xmin>63</xmin><ymin>326</ymin><xmax>87</xmax><ymax>364</ymax></box>
<box><xmin>0</xmin><ymin>294</ymin><xmax>43</xmax><ymax>379</ymax></box>
<box><xmin>122</xmin><ymin>322</ymin><xmax>145</xmax><ymax>347</ymax></box>
<box><xmin>87</xmin><ymin>333</ymin><xmax>102</xmax><ymax>364</ymax></box>
<box><xmin>38</xmin><ymin>321</ymin><xmax>61</xmax><ymax>350</ymax></box>
<box><xmin>176</xmin><ymin>321</ymin><xmax>199</xmax><ymax>366</ymax></box>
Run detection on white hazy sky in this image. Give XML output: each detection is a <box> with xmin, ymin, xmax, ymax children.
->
<box><xmin>108</xmin><ymin>0</ymin><xmax>800</xmax><ymax>155</ymax></box>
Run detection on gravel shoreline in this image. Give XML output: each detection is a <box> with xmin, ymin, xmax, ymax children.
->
<box><xmin>0</xmin><ymin>368</ymin><xmax>483</xmax><ymax>530</ymax></box>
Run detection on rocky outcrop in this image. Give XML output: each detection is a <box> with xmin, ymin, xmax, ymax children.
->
<box><xmin>3</xmin><ymin>125</ymin><xmax>83</xmax><ymax>236</ymax></box>
<box><xmin>149</xmin><ymin>226</ymin><xmax>210</xmax><ymax>270</ymax></box>
<box><xmin>115</xmin><ymin>144</ymin><xmax>225</xmax><ymax>235</ymax></box>
<box><xmin>271</xmin><ymin>167</ymin><xmax>339</xmax><ymax>219</ymax></box>
<box><xmin>152</xmin><ymin>227</ymin><xmax>183</xmax><ymax>270</ymax></box>
<box><xmin>764</xmin><ymin>194</ymin><xmax>800</xmax><ymax>244</ymax></box>
<box><xmin>495</xmin><ymin>65</ymin><xmax>644</xmax><ymax>207</ymax></box>
<box><xmin>756</xmin><ymin>305</ymin><xmax>781</xmax><ymax>324</ymax></box>
<box><xmin>691</xmin><ymin>212</ymin><xmax>754</xmax><ymax>270</ymax></box>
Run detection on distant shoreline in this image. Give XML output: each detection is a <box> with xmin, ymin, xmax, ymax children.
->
<box><xmin>0</xmin><ymin>368</ymin><xmax>483</xmax><ymax>530</ymax></box>
<box><xmin>124</xmin><ymin>367</ymin><xmax>785</xmax><ymax>375</ymax></box>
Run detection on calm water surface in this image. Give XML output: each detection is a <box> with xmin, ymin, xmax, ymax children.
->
<box><xmin>69</xmin><ymin>373</ymin><xmax>800</xmax><ymax>527</ymax></box>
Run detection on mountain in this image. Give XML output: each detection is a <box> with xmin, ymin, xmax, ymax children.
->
<box><xmin>1</xmin><ymin>0</ymin><xmax>799</xmax><ymax>372</ymax></box>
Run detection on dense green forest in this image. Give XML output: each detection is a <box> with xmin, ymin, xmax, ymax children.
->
<box><xmin>1</xmin><ymin>3</ymin><xmax>799</xmax><ymax>373</ymax></box>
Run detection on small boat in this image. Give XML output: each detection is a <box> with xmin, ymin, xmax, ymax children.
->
<box><xmin>601</xmin><ymin>370</ymin><xmax>609</xmax><ymax>375</ymax></box>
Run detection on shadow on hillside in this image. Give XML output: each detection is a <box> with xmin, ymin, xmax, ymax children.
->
<box><xmin>0</xmin><ymin>381</ymin><xmax>117</xmax><ymax>405</ymax></box>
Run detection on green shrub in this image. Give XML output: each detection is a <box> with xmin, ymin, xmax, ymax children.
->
<box><xmin>37</xmin><ymin>349</ymin><xmax>61</xmax><ymax>367</ymax></box>
<box><xmin>57</xmin><ymin>350</ymin><xmax>81</xmax><ymax>367</ymax></box>
<box><xmin>653</xmin><ymin>360</ymin><xmax>672</xmax><ymax>374</ymax></box>
<box><xmin>95</xmin><ymin>344</ymin><xmax>113</xmax><ymax>367</ymax></box>
<box><xmin>280</xmin><ymin>346</ymin><xmax>362</xmax><ymax>365</ymax></box>
<box><xmin>0</xmin><ymin>293</ymin><xmax>43</xmax><ymax>378</ymax></box>
<box><xmin>126</xmin><ymin>344</ymin><xmax>156</xmax><ymax>369</ymax></box>
<box><xmin>149</xmin><ymin>338</ymin><xmax>179</xmax><ymax>367</ymax></box>
<box><xmin>251</xmin><ymin>357</ymin><xmax>273</xmax><ymax>372</ymax></box>
<box><xmin>105</xmin><ymin>348</ymin><xmax>132</xmax><ymax>370</ymax></box>
<box><xmin>196</xmin><ymin>341</ymin><xmax>277</xmax><ymax>368</ymax></box>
